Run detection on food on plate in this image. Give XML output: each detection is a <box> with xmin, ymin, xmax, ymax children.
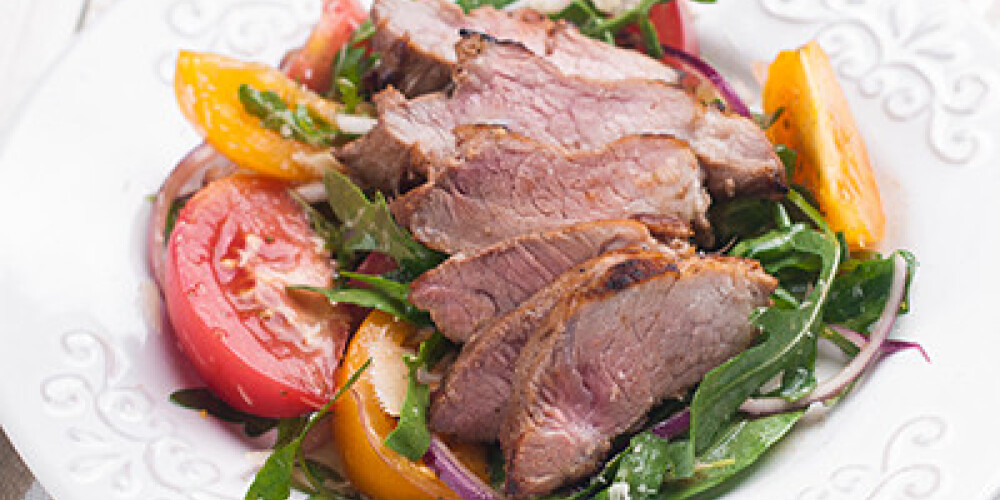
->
<box><xmin>174</xmin><ymin>51</ymin><xmax>345</xmax><ymax>181</ymax></box>
<box><xmin>763</xmin><ymin>40</ymin><xmax>886</xmax><ymax>250</ymax></box>
<box><xmin>151</xmin><ymin>0</ymin><xmax>922</xmax><ymax>499</ymax></box>
<box><xmin>428</xmin><ymin>246</ymin><xmax>692</xmax><ymax>442</ymax></box>
<box><xmin>163</xmin><ymin>175</ymin><xmax>355</xmax><ymax>417</ymax></box>
<box><xmin>391</xmin><ymin>125</ymin><xmax>707</xmax><ymax>253</ymax></box>
<box><xmin>503</xmin><ymin>253</ymin><xmax>776</xmax><ymax>498</ymax></box>
<box><xmin>368</xmin><ymin>0</ymin><xmax>678</xmax><ymax>97</ymax></box>
<box><xmin>409</xmin><ymin>219</ymin><xmax>666</xmax><ymax>342</ymax></box>
<box><xmin>332</xmin><ymin>310</ymin><xmax>489</xmax><ymax>500</ymax></box>
<box><xmin>340</xmin><ymin>33</ymin><xmax>785</xmax><ymax>197</ymax></box>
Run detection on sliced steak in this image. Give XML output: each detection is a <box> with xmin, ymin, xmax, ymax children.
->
<box><xmin>428</xmin><ymin>246</ymin><xmax>693</xmax><ymax>442</ymax></box>
<box><xmin>410</xmin><ymin>220</ymin><xmax>663</xmax><ymax>343</ymax></box>
<box><xmin>502</xmin><ymin>253</ymin><xmax>777</xmax><ymax>498</ymax></box>
<box><xmin>340</xmin><ymin>34</ymin><xmax>784</xmax><ymax>198</ymax></box>
<box><xmin>369</xmin><ymin>0</ymin><xmax>678</xmax><ymax>97</ymax></box>
<box><xmin>391</xmin><ymin>125</ymin><xmax>708</xmax><ymax>254</ymax></box>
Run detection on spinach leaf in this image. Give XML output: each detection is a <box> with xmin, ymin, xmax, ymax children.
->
<box><xmin>170</xmin><ymin>388</ymin><xmax>278</xmax><ymax>437</ymax></box>
<box><xmin>382</xmin><ymin>331</ymin><xmax>451</xmax><ymax>460</ymax></box>
<box><xmin>245</xmin><ymin>359</ymin><xmax>370</xmax><ymax>500</ymax></box>
<box><xmin>688</xmin><ymin>190</ymin><xmax>840</xmax><ymax>457</ymax></box>
<box><xmin>659</xmin><ymin>411</ymin><xmax>803</xmax><ymax>500</ymax></box>
<box><xmin>825</xmin><ymin>250</ymin><xmax>916</xmax><ymax>333</ymax></box>
<box><xmin>330</xmin><ymin>20</ymin><xmax>379</xmax><ymax>113</ymax></box>
<box><xmin>322</xmin><ymin>170</ymin><xmax>445</xmax><ymax>280</ymax></box>
<box><xmin>239</xmin><ymin>84</ymin><xmax>339</xmax><ymax>147</ymax></box>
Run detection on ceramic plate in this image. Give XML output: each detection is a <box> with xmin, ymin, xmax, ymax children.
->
<box><xmin>2</xmin><ymin>0</ymin><xmax>999</xmax><ymax>499</ymax></box>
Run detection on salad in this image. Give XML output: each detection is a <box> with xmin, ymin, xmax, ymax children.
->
<box><xmin>148</xmin><ymin>0</ymin><xmax>925</xmax><ymax>499</ymax></box>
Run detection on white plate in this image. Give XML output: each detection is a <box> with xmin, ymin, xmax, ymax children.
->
<box><xmin>2</xmin><ymin>0</ymin><xmax>999</xmax><ymax>499</ymax></box>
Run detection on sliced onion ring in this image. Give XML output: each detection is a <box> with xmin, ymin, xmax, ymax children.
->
<box><xmin>828</xmin><ymin>324</ymin><xmax>930</xmax><ymax>363</ymax></box>
<box><xmin>650</xmin><ymin>408</ymin><xmax>690</xmax><ymax>440</ymax></box>
<box><xmin>424</xmin><ymin>436</ymin><xmax>503</xmax><ymax>500</ymax></box>
<box><xmin>740</xmin><ymin>253</ymin><xmax>910</xmax><ymax>416</ymax></box>
<box><xmin>146</xmin><ymin>142</ymin><xmax>236</xmax><ymax>287</ymax></box>
<box><xmin>659</xmin><ymin>44</ymin><xmax>751</xmax><ymax>118</ymax></box>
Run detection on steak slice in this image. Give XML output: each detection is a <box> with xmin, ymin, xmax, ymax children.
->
<box><xmin>339</xmin><ymin>34</ymin><xmax>785</xmax><ymax>198</ymax></box>
<box><xmin>391</xmin><ymin>125</ymin><xmax>708</xmax><ymax>254</ymax></box>
<box><xmin>502</xmin><ymin>253</ymin><xmax>777</xmax><ymax>498</ymax></box>
<box><xmin>369</xmin><ymin>0</ymin><xmax>678</xmax><ymax>97</ymax></box>
<box><xmin>409</xmin><ymin>220</ymin><xmax>664</xmax><ymax>343</ymax></box>
<box><xmin>428</xmin><ymin>246</ymin><xmax>692</xmax><ymax>442</ymax></box>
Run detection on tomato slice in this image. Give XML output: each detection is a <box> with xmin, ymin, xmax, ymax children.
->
<box><xmin>174</xmin><ymin>51</ymin><xmax>342</xmax><ymax>181</ymax></box>
<box><xmin>648</xmin><ymin>0</ymin><xmax>699</xmax><ymax>56</ymax></box>
<box><xmin>764</xmin><ymin>41</ymin><xmax>886</xmax><ymax>250</ymax></box>
<box><xmin>620</xmin><ymin>0</ymin><xmax>699</xmax><ymax>67</ymax></box>
<box><xmin>164</xmin><ymin>175</ymin><xmax>354</xmax><ymax>417</ymax></box>
<box><xmin>332</xmin><ymin>311</ymin><xmax>489</xmax><ymax>500</ymax></box>
<box><xmin>282</xmin><ymin>0</ymin><xmax>368</xmax><ymax>93</ymax></box>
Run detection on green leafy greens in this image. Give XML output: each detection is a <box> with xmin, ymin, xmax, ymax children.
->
<box><xmin>689</xmin><ymin>190</ymin><xmax>840</xmax><ymax>458</ymax></box>
<box><xmin>548</xmin><ymin>0</ymin><xmax>716</xmax><ymax>55</ymax></box>
<box><xmin>170</xmin><ymin>387</ymin><xmax>279</xmax><ymax>437</ymax></box>
<box><xmin>238</xmin><ymin>84</ymin><xmax>340</xmax><ymax>147</ymax></box>
<box><xmin>245</xmin><ymin>359</ymin><xmax>371</xmax><ymax>500</ymax></box>
<box><xmin>329</xmin><ymin>20</ymin><xmax>380</xmax><ymax>113</ymax></box>
<box><xmin>383</xmin><ymin>331</ymin><xmax>452</xmax><ymax>459</ymax></box>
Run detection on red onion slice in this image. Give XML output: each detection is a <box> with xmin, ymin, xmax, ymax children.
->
<box><xmin>740</xmin><ymin>253</ymin><xmax>909</xmax><ymax>416</ymax></box>
<box><xmin>424</xmin><ymin>436</ymin><xmax>503</xmax><ymax>500</ymax></box>
<box><xmin>146</xmin><ymin>143</ymin><xmax>235</xmax><ymax>287</ymax></box>
<box><xmin>650</xmin><ymin>408</ymin><xmax>690</xmax><ymax>440</ymax></box>
<box><xmin>829</xmin><ymin>324</ymin><xmax>930</xmax><ymax>363</ymax></box>
<box><xmin>659</xmin><ymin>44</ymin><xmax>751</xmax><ymax>118</ymax></box>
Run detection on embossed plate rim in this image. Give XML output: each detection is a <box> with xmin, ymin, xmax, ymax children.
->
<box><xmin>1</xmin><ymin>0</ymin><xmax>999</xmax><ymax>499</ymax></box>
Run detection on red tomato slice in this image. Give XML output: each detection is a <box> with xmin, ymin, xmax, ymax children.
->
<box><xmin>281</xmin><ymin>0</ymin><xmax>368</xmax><ymax>93</ymax></box>
<box><xmin>164</xmin><ymin>175</ymin><xmax>354</xmax><ymax>417</ymax></box>
<box><xmin>621</xmin><ymin>0</ymin><xmax>699</xmax><ymax>67</ymax></box>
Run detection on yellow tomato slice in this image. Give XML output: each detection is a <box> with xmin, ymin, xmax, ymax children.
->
<box><xmin>174</xmin><ymin>51</ymin><xmax>341</xmax><ymax>181</ymax></box>
<box><xmin>332</xmin><ymin>311</ymin><xmax>489</xmax><ymax>500</ymax></box>
<box><xmin>764</xmin><ymin>41</ymin><xmax>886</xmax><ymax>250</ymax></box>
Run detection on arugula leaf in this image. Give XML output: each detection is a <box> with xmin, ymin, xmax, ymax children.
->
<box><xmin>383</xmin><ymin>354</ymin><xmax>432</xmax><ymax>460</ymax></box>
<box><xmin>752</xmin><ymin>107</ymin><xmax>784</xmax><ymax>130</ymax></box>
<box><xmin>170</xmin><ymin>388</ymin><xmax>278</xmax><ymax>437</ymax></box>
<box><xmin>688</xmin><ymin>190</ymin><xmax>840</xmax><ymax>457</ymax></box>
<box><xmin>238</xmin><ymin>84</ymin><xmax>339</xmax><ymax>147</ymax></box>
<box><xmin>382</xmin><ymin>331</ymin><xmax>453</xmax><ymax>460</ymax></box>
<box><xmin>245</xmin><ymin>359</ymin><xmax>371</xmax><ymax>500</ymax></box>
<box><xmin>659</xmin><ymin>411</ymin><xmax>803</xmax><ymax>500</ymax></box>
<box><xmin>456</xmin><ymin>0</ymin><xmax>517</xmax><ymax>13</ymax></box>
<box><xmin>775</xmin><ymin>145</ymin><xmax>798</xmax><ymax>180</ymax></box>
<box><xmin>330</xmin><ymin>20</ymin><xmax>379</xmax><ymax>113</ymax></box>
<box><xmin>825</xmin><ymin>250</ymin><xmax>916</xmax><ymax>333</ymax></box>
<box><xmin>323</xmin><ymin>170</ymin><xmax>445</xmax><ymax>280</ymax></box>
<box><xmin>487</xmin><ymin>445</ymin><xmax>506</xmax><ymax>489</ymax></box>
<box><xmin>290</xmin><ymin>191</ymin><xmax>344</xmax><ymax>255</ymax></box>
<box><xmin>708</xmin><ymin>198</ymin><xmax>778</xmax><ymax>246</ymax></box>
<box><xmin>163</xmin><ymin>197</ymin><xmax>188</xmax><ymax>242</ymax></box>
<box><xmin>294</xmin><ymin>284</ymin><xmax>430</xmax><ymax>325</ymax></box>
<box><xmin>613</xmin><ymin>433</ymin><xmax>689</xmax><ymax>499</ymax></box>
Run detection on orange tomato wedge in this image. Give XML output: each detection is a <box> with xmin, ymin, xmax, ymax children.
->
<box><xmin>764</xmin><ymin>41</ymin><xmax>886</xmax><ymax>250</ymax></box>
<box><xmin>174</xmin><ymin>51</ymin><xmax>341</xmax><ymax>181</ymax></box>
<box><xmin>331</xmin><ymin>311</ymin><xmax>488</xmax><ymax>500</ymax></box>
